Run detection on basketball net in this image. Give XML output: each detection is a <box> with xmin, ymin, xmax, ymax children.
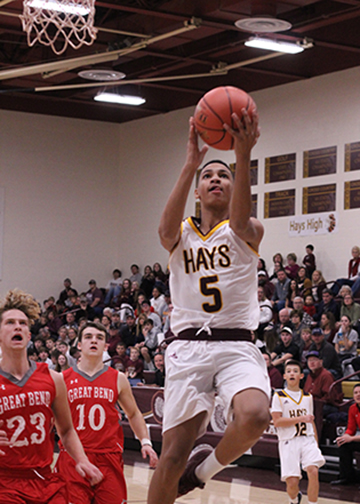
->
<box><xmin>21</xmin><ymin>0</ymin><xmax>98</xmax><ymax>55</ymax></box>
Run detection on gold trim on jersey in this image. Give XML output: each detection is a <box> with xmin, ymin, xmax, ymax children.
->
<box><xmin>244</xmin><ymin>239</ymin><xmax>260</xmax><ymax>257</ymax></box>
<box><xmin>187</xmin><ymin>217</ymin><xmax>229</xmax><ymax>241</ymax></box>
<box><xmin>188</xmin><ymin>217</ymin><xmax>260</xmax><ymax>256</ymax></box>
<box><xmin>277</xmin><ymin>389</ymin><xmax>305</xmax><ymax>406</ymax></box>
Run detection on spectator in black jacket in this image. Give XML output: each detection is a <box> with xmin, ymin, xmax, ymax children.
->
<box><xmin>308</xmin><ymin>327</ymin><xmax>342</xmax><ymax>379</ymax></box>
<box><xmin>313</xmin><ymin>289</ymin><xmax>340</xmax><ymax>323</ymax></box>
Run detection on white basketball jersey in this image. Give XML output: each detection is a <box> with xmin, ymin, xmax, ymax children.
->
<box><xmin>271</xmin><ymin>388</ymin><xmax>315</xmax><ymax>441</ymax></box>
<box><xmin>169</xmin><ymin>217</ymin><xmax>259</xmax><ymax>335</ymax></box>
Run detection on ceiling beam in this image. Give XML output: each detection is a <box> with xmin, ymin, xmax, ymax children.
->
<box><xmin>293</xmin><ymin>6</ymin><xmax>360</xmax><ymax>33</ymax></box>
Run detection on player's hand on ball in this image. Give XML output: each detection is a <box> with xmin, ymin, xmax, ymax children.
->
<box><xmin>224</xmin><ymin>110</ymin><xmax>260</xmax><ymax>152</ymax></box>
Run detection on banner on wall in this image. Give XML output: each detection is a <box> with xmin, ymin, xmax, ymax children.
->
<box><xmin>0</xmin><ymin>188</ymin><xmax>3</xmax><ymax>280</ymax></box>
<box><xmin>288</xmin><ymin>211</ymin><xmax>338</xmax><ymax>237</ymax></box>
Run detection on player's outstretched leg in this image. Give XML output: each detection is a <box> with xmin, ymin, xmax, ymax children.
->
<box><xmin>178</xmin><ymin>389</ymin><xmax>270</xmax><ymax>497</ymax></box>
<box><xmin>147</xmin><ymin>412</ymin><xmax>206</xmax><ymax>504</ymax></box>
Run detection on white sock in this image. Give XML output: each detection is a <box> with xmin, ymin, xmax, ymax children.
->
<box><xmin>289</xmin><ymin>498</ymin><xmax>298</xmax><ymax>504</ymax></box>
<box><xmin>195</xmin><ymin>450</ymin><xmax>226</xmax><ymax>483</ymax></box>
<box><xmin>308</xmin><ymin>501</ymin><xmax>317</xmax><ymax>504</ymax></box>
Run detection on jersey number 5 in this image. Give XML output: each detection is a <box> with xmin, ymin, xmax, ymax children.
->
<box><xmin>200</xmin><ymin>275</ymin><xmax>223</xmax><ymax>313</ymax></box>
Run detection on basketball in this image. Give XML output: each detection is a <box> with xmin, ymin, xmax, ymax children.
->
<box><xmin>194</xmin><ymin>86</ymin><xmax>257</xmax><ymax>150</ymax></box>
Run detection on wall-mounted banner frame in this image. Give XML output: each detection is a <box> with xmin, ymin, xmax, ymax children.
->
<box><xmin>303</xmin><ymin>146</ymin><xmax>336</xmax><ymax>178</ymax></box>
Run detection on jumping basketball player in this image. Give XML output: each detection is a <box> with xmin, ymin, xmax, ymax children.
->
<box><xmin>0</xmin><ymin>289</ymin><xmax>103</xmax><ymax>504</ymax></box>
<box><xmin>147</xmin><ymin>110</ymin><xmax>271</xmax><ymax>504</ymax></box>
<box><xmin>56</xmin><ymin>321</ymin><xmax>158</xmax><ymax>504</ymax></box>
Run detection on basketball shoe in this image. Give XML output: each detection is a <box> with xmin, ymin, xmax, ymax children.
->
<box><xmin>177</xmin><ymin>448</ymin><xmax>212</xmax><ymax>497</ymax></box>
<box><xmin>294</xmin><ymin>491</ymin><xmax>302</xmax><ymax>504</ymax></box>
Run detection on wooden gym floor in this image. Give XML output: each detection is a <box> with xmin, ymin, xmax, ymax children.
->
<box><xmin>123</xmin><ymin>450</ymin><xmax>360</xmax><ymax>504</ymax></box>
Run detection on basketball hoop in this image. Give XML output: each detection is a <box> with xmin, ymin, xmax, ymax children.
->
<box><xmin>21</xmin><ymin>0</ymin><xmax>98</xmax><ymax>55</ymax></box>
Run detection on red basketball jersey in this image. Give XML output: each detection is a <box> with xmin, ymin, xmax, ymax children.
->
<box><xmin>0</xmin><ymin>361</ymin><xmax>56</xmax><ymax>469</ymax></box>
<box><xmin>62</xmin><ymin>364</ymin><xmax>124</xmax><ymax>453</ymax></box>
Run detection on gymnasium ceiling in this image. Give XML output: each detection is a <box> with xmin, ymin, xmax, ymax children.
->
<box><xmin>0</xmin><ymin>0</ymin><xmax>360</xmax><ymax>124</ymax></box>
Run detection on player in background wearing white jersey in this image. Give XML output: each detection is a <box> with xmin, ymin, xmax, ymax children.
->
<box><xmin>147</xmin><ymin>110</ymin><xmax>271</xmax><ymax>504</ymax></box>
<box><xmin>0</xmin><ymin>289</ymin><xmax>103</xmax><ymax>504</ymax></box>
<box><xmin>271</xmin><ymin>360</ymin><xmax>325</xmax><ymax>504</ymax></box>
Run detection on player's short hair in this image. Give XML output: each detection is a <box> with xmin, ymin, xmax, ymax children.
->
<box><xmin>306</xmin><ymin>244</ymin><xmax>314</xmax><ymax>251</ymax></box>
<box><xmin>78</xmin><ymin>321</ymin><xmax>108</xmax><ymax>342</ymax></box>
<box><xmin>353</xmin><ymin>383</ymin><xmax>360</xmax><ymax>392</ymax></box>
<box><xmin>196</xmin><ymin>160</ymin><xmax>234</xmax><ymax>186</ymax></box>
<box><xmin>0</xmin><ymin>289</ymin><xmax>40</xmax><ymax>326</ymax></box>
<box><xmin>284</xmin><ymin>359</ymin><xmax>303</xmax><ymax>373</ymax></box>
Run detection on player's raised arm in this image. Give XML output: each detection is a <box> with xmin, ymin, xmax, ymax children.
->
<box><xmin>50</xmin><ymin>370</ymin><xmax>103</xmax><ymax>485</ymax></box>
<box><xmin>224</xmin><ymin>110</ymin><xmax>263</xmax><ymax>251</ymax></box>
<box><xmin>117</xmin><ymin>372</ymin><xmax>158</xmax><ymax>468</ymax></box>
<box><xmin>158</xmin><ymin>117</ymin><xmax>208</xmax><ymax>252</ymax></box>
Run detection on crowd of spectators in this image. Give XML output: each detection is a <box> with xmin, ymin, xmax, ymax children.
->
<box><xmin>255</xmin><ymin>244</ymin><xmax>360</xmax><ymax>433</ymax></box>
<box><xmin>24</xmin><ymin>244</ymin><xmax>360</xmax><ymax>402</ymax></box>
<box><xmin>26</xmin><ymin>263</ymin><xmax>171</xmax><ymax>387</ymax></box>
<box><xmin>21</xmin><ymin>245</ymin><xmax>360</xmax><ymax>486</ymax></box>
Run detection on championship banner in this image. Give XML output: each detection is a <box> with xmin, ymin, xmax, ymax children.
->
<box><xmin>288</xmin><ymin>211</ymin><xmax>338</xmax><ymax>237</ymax></box>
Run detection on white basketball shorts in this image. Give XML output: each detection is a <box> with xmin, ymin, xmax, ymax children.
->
<box><xmin>163</xmin><ymin>339</ymin><xmax>271</xmax><ymax>436</ymax></box>
<box><xmin>278</xmin><ymin>435</ymin><xmax>325</xmax><ymax>481</ymax></box>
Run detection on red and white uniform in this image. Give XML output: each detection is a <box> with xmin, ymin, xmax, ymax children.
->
<box><xmin>57</xmin><ymin>364</ymin><xmax>126</xmax><ymax>504</ymax></box>
<box><xmin>0</xmin><ymin>361</ymin><xmax>67</xmax><ymax>503</ymax></box>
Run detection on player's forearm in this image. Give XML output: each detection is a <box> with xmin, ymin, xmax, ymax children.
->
<box><xmin>158</xmin><ymin>164</ymin><xmax>196</xmax><ymax>250</ymax></box>
<box><xmin>272</xmin><ymin>416</ymin><xmax>300</xmax><ymax>428</ymax></box>
<box><xmin>229</xmin><ymin>152</ymin><xmax>252</xmax><ymax>228</ymax></box>
<box><xmin>128</xmin><ymin>410</ymin><xmax>151</xmax><ymax>441</ymax></box>
<box><xmin>272</xmin><ymin>415</ymin><xmax>312</xmax><ymax>428</ymax></box>
<box><xmin>59</xmin><ymin>428</ymin><xmax>89</xmax><ymax>464</ymax></box>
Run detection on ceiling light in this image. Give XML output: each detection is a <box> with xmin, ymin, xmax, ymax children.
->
<box><xmin>245</xmin><ymin>37</ymin><xmax>306</xmax><ymax>54</ymax></box>
<box><xmin>235</xmin><ymin>16</ymin><xmax>292</xmax><ymax>33</ymax></box>
<box><xmin>78</xmin><ymin>69</ymin><xmax>126</xmax><ymax>81</ymax></box>
<box><xmin>94</xmin><ymin>92</ymin><xmax>146</xmax><ymax>106</ymax></box>
<box><xmin>27</xmin><ymin>0</ymin><xmax>90</xmax><ymax>15</ymax></box>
